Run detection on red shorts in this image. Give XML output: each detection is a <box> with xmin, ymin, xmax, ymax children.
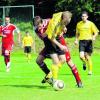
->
<box><xmin>59</xmin><ymin>36</ymin><xmax>71</xmax><ymax>62</ymax></box>
<box><xmin>2</xmin><ymin>43</ymin><xmax>13</xmax><ymax>56</ymax></box>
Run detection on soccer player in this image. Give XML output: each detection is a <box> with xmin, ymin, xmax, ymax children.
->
<box><xmin>34</xmin><ymin>11</ymin><xmax>83</xmax><ymax>87</ymax></box>
<box><xmin>75</xmin><ymin>11</ymin><xmax>99</xmax><ymax>75</ymax></box>
<box><xmin>0</xmin><ymin>17</ymin><xmax>21</xmax><ymax>72</ymax></box>
<box><xmin>22</xmin><ymin>31</ymin><xmax>33</xmax><ymax>62</ymax></box>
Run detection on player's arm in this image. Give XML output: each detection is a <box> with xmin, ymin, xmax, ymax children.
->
<box><xmin>22</xmin><ymin>37</ymin><xmax>25</xmax><ymax>48</ymax></box>
<box><xmin>0</xmin><ymin>33</ymin><xmax>7</xmax><ymax>37</ymax></box>
<box><xmin>75</xmin><ymin>24</ymin><xmax>79</xmax><ymax>45</ymax></box>
<box><xmin>15</xmin><ymin>27</ymin><xmax>21</xmax><ymax>43</ymax></box>
<box><xmin>91</xmin><ymin>22</ymin><xmax>99</xmax><ymax>41</ymax></box>
<box><xmin>51</xmin><ymin>37</ymin><xmax>68</xmax><ymax>52</ymax></box>
<box><xmin>17</xmin><ymin>31</ymin><xmax>21</xmax><ymax>44</ymax></box>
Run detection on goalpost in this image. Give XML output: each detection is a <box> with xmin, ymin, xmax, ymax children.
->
<box><xmin>0</xmin><ymin>5</ymin><xmax>36</xmax><ymax>53</ymax></box>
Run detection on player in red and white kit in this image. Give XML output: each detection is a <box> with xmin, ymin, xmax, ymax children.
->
<box><xmin>0</xmin><ymin>17</ymin><xmax>21</xmax><ymax>72</ymax></box>
<box><xmin>34</xmin><ymin>16</ymin><xmax>83</xmax><ymax>87</ymax></box>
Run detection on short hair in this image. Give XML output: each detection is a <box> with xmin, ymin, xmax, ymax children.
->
<box><xmin>26</xmin><ymin>31</ymin><xmax>29</xmax><ymax>34</ymax></box>
<box><xmin>5</xmin><ymin>16</ymin><xmax>10</xmax><ymax>19</ymax></box>
<box><xmin>82</xmin><ymin>11</ymin><xmax>88</xmax><ymax>16</ymax></box>
<box><xmin>33</xmin><ymin>16</ymin><xmax>42</xmax><ymax>26</ymax></box>
<box><xmin>62</xmin><ymin>11</ymin><xmax>72</xmax><ymax>19</ymax></box>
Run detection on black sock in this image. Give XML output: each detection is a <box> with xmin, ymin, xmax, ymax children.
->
<box><xmin>37</xmin><ymin>62</ymin><xmax>50</xmax><ymax>74</ymax></box>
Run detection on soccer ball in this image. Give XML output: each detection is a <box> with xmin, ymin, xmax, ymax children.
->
<box><xmin>53</xmin><ymin>80</ymin><xmax>65</xmax><ymax>91</ymax></box>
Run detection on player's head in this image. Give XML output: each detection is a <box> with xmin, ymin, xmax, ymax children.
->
<box><xmin>26</xmin><ymin>31</ymin><xmax>30</xmax><ymax>36</ymax></box>
<box><xmin>61</xmin><ymin>11</ymin><xmax>72</xmax><ymax>25</ymax></box>
<box><xmin>81</xmin><ymin>11</ymin><xmax>88</xmax><ymax>22</ymax></box>
<box><xmin>33</xmin><ymin>16</ymin><xmax>42</xmax><ymax>28</ymax></box>
<box><xmin>5</xmin><ymin>17</ymin><xmax>10</xmax><ymax>25</ymax></box>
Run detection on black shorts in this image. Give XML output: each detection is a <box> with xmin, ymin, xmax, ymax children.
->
<box><xmin>41</xmin><ymin>36</ymin><xmax>64</xmax><ymax>56</ymax></box>
<box><xmin>79</xmin><ymin>40</ymin><xmax>93</xmax><ymax>53</ymax></box>
<box><xmin>39</xmin><ymin>47</ymin><xmax>50</xmax><ymax>58</ymax></box>
<box><xmin>24</xmin><ymin>46</ymin><xmax>31</xmax><ymax>53</ymax></box>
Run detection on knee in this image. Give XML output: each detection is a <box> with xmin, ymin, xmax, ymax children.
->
<box><xmin>36</xmin><ymin>58</ymin><xmax>41</xmax><ymax>65</ymax></box>
<box><xmin>4</xmin><ymin>50</ymin><xmax>10</xmax><ymax>56</ymax></box>
<box><xmin>80</xmin><ymin>54</ymin><xmax>85</xmax><ymax>60</ymax></box>
<box><xmin>60</xmin><ymin>58</ymin><xmax>66</xmax><ymax>64</ymax></box>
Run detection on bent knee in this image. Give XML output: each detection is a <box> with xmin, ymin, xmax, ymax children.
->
<box><xmin>36</xmin><ymin>58</ymin><xmax>41</xmax><ymax>65</ymax></box>
<box><xmin>5</xmin><ymin>50</ymin><xmax>10</xmax><ymax>56</ymax></box>
<box><xmin>60</xmin><ymin>58</ymin><xmax>66</xmax><ymax>64</ymax></box>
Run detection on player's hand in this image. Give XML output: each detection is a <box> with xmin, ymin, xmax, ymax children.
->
<box><xmin>2</xmin><ymin>34</ymin><xmax>7</xmax><ymax>38</ymax></box>
<box><xmin>74</xmin><ymin>40</ymin><xmax>78</xmax><ymax>45</ymax></box>
<box><xmin>63</xmin><ymin>27</ymin><xmax>67</xmax><ymax>33</ymax></box>
<box><xmin>60</xmin><ymin>45</ymin><xmax>68</xmax><ymax>52</ymax></box>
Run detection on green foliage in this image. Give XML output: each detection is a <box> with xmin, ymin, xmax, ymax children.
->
<box><xmin>55</xmin><ymin>0</ymin><xmax>98</xmax><ymax>15</ymax></box>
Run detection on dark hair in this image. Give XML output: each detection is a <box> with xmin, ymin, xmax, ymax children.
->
<box><xmin>26</xmin><ymin>31</ymin><xmax>29</xmax><ymax>34</ymax></box>
<box><xmin>5</xmin><ymin>16</ymin><xmax>10</xmax><ymax>19</ymax></box>
<box><xmin>82</xmin><ymin>11</ymin><xmax>88</xmax><ymax>16</ymax></box>
<box><xmin>33</xmin><ymin>16</ymin><xmax>42</xmax><ymax>26</ymax></box>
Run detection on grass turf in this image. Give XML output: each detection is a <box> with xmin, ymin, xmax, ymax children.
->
<box><xmin>0</xmin><ymin>53</ymin><xmax>100</xmax><ymax>100</ymax></box>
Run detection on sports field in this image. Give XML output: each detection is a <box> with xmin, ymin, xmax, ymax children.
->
<box><xmin>0</xmin><ymin>51</ymin><xmax>100</xmax><ymax>100</ymax></box>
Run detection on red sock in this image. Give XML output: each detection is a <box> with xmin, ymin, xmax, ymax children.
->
<box><xmin>4</xmin><ymin>55</ymin><xmax>10</xmax><ymax>66</ymax></box>
<box><xmin>71</xmin><ymin>65</ymin><xmax>81</xmax><ymax>85</ymax></box>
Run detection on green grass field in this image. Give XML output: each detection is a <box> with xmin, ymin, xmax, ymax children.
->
<box><xmin>0</xmin><ymin>52</ymin><xmax>100</xmax><ymax>100</ymax></box>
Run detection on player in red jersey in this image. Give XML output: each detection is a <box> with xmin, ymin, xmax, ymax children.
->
<box><xmin>34</xmin><ymin>15</ymin><xmax>83</xmax><ymax>87</ymax></box>
<box><xmin>0</xmin><ymin>17</ymin><xmax>21</xmax><ymax>72</ymax></box>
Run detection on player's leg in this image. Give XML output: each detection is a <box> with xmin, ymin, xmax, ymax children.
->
<box><xmin>67</xmin><ymin>59</ymin><xmax>83</xmax><ymax>87</ymax></box>
<box><xmin>59</xmin><ymin>36</ymin><xmax>83</xmax><ymax>87</ymax></box>
<box><xmin>27</xmin><ymin>46</ymin><xmax>32</xmax><ymax>62</ymax></box>
<box><xmin>50</xmin><ymin>53</ymin><xmax>60</xmax><ymax>80</ymax></box>
<box><xmin>79</xmin><ymin>40</ymin><xmax>88</xmax><ymax>70</ymax></box>
<box><xmin>85</xmin><ymin>54</ymin><xmax>92</xmax><ymax>75</ymax></box>
<box><xmin>36</xmin><ymin>47</ymin><xmax>52</xmax><ymax>77</ymax></box>
<box><xmin>36</xmin><ymin>55</ymin><xmax>50</xmax><ymax>75</ymax></box>
<box><xmin>85</xmin><ymin>40</ymin><xmax>93</xmax><ymax>75</ymax></box>
<box><xmin>4</xmin><ymin>50</ymin><xmax>11</xmax><ymax>72</ymax></box>
<box><xmin>36</xmin><ymin>51</ymin><xmax>53</xmax><ymax>84</ymax></box>
<box><xmin>24</xmin><ymin>46</ymin><xmax>28</xmax><ymax>61</ymax></box>
<box><xmin>58</xmin><ymin>54</ymin><xmax>66</xmax><ymax>69</ymax></box>
<box><xmin>80</xmin><ymin>51</ymin><xmax>87</xmax><ymax>69</ymax></box>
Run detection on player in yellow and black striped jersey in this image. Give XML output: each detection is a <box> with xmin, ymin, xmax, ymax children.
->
<box><xmin>34</xmin><ymin>11</ymin><xmax>83</xmax><ymax>88</ymax></box>
<box><xmin>75</xmin><ymin>11</ymin><xmax>99</xmax><ymax>75</ymax></box>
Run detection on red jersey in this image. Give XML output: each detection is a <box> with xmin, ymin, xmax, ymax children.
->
<box><xmin>35</xmin><ymin>19</ymin><xmax>50</xmax><ymax>40</ymax></box>
<box><xmin>1</xmin><ymin>23</ymin><xmax>16</xmax><ymax>45</ymax></box>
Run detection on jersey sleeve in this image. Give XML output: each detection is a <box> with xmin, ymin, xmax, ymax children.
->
<box><xmin>91</xmin><ymin>22</ymin><xmax>99</xmax><ymax>34</ymax></box>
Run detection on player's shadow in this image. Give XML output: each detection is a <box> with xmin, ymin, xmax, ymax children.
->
<box><xmin>0</xmin><ymin>84</ymin><xmax>50</xmax><ymax>90</ymax></box>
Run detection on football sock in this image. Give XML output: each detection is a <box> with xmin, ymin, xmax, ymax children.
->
<box><xmin>37</xmin><ymin>61</ymin><xmax>50</xmax><ymax>74</ymax></box>
<box><xmin>87</xmin><ymin>56</ymin><xmax>92</xmax><ymax>73</ymax></box>
<box><xmin>58</xmin><ymin>62</ymin><xmax>62</xmax><ymax>69</ymax></box>
<box><xmin>46</xmin><ymin>71</ymin><xmax>52</xmax><ymax>78</ymax></box>
<box><xmin>71</xmin><ymin>65</ymin><xmax>82</xmax><ymax>84</ymax></box>
<box><xmin>51</xmin><ymin>64</ymin><xmax>59</xmax><ymax>79</ymax></box>
<box><xmin>4</xmin><ymin>55</ymin><xmax>10</xmax><ymax>66</ymax></box>
<box><xmin>81</xmin><ymin>57</ymin><xmax>87</xmax><ymax>67</ymax></box>
<box><xmin>27</xmin><ymin>53</ymin><xmax>31</xmax><ymax>60</ymax></box>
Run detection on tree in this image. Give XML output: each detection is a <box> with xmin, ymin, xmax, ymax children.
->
<box><xmin>55</xmin><ymin>0</ymin><xmax>100</xmax><ymax>36</ymax></box>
